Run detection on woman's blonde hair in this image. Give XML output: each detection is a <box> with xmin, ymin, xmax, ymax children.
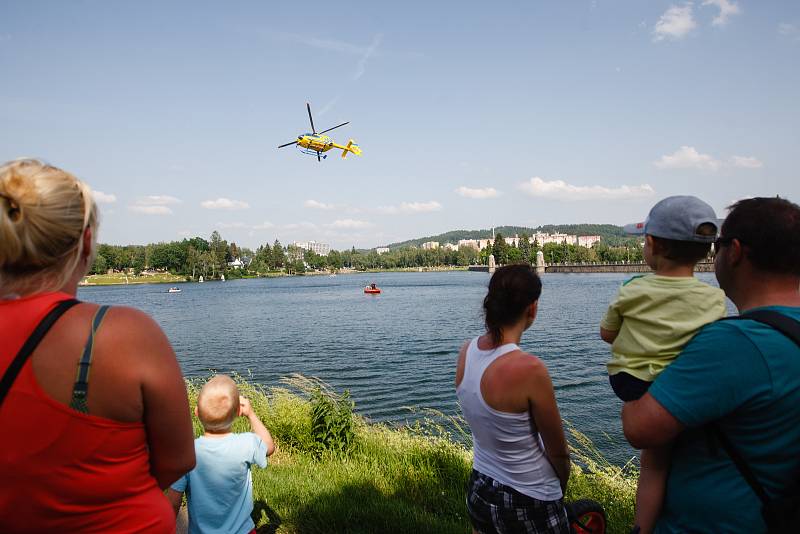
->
<box><xmin>0</xmin><ymin>159</ymin><xmax>98</xmax><ymax>296</ymax></box>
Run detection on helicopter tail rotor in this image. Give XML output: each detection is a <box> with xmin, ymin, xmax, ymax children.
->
<box><xmin>341</xmin><ymin>139</ymin><xmax>362</xmax><ymax>159</ymax></box>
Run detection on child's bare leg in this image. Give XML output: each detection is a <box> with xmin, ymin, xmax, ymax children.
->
<box><xmin>634</xmin><ymin>446</ymin><xmax>671</xmax><ymax>534</ymax></box>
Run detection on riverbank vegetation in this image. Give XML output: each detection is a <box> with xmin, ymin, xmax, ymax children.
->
<box><xmin>90</xmin><ymin>228</ymin><xmax>644</xmax><ymax>282</ymax></box>
<box><xmin>184</xmin><ymin>375</ymin><xmax>636</xmax><ymax>534</ymax></box>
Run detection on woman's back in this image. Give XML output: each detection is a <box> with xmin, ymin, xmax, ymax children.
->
<box><xmin>0</xmin><ymin>292</ymin><xmax>181</xmax><ymax>532</ymax></box>
<box><xmin>457</xmin><ymin>336</ymin><xmax>562</xmax><ymax>501</ymax></box>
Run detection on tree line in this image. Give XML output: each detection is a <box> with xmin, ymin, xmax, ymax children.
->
<box><xmin>90</xmin><ymin>230</ymin><xmax>645</xmax><ymax>279</ymax></box>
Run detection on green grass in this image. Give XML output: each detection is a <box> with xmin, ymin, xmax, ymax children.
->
<box><xmin>82</xmin><ymin>272</ymin><xmax>185</xmax><ymax>285</ymax></box>
<box><xmin>185</xmin><ymin>375</ymin><xmax>636</xmax><ymax>534</ymax></box>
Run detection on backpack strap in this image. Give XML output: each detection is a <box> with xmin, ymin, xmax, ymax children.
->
<box><xmin>0</xmin><ymin>299</ymin><xmax>80</xmax><ymax>408</ymax></box>
<box><xmin>712</xmin><ymin>310</ymin><xmax>800</xmax><ymax>506</ymax></box>
<box><xmin>70</xmin><ymin>305</ymin><xmax>110</xmax><ymax>414</ymax></box>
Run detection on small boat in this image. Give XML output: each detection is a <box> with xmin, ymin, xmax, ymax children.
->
<box><xmin>198</xmin><ymin>276</ymin><xmax>204</xmax><ymax>283</ymax></box>
<box><xmin>364</xmin><ymin>284</ymin><xmax>381</xmax><ymax>294</ymax></box>
<box><xmin>168</xmin><ymin>287</ymin><xmax>181</xmax><ymax>293</ymax></box>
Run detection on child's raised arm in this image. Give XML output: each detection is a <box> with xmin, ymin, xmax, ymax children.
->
<box><xmin>239</xmin><ymin>396</ymin><xmax>276</xmax><ymax>456</ymax></box>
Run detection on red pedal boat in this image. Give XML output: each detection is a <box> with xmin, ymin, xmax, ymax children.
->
<box><xmin>364</xmin><ymin>283</ymin><xmax>381</xmax><ymax>294</ymax></box>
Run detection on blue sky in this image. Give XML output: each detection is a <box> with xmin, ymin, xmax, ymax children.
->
<box><xmin>1</xmin><ymin>1</ymin><xmax>798</xmax><ymax>249</ymax></box>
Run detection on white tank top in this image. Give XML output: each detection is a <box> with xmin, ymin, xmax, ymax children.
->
<box><xmin>456</xmin><ymin>336</ymin><xmax>563</xmax><ymax>500</ymax></box>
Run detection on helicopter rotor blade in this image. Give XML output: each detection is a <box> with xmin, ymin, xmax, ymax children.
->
<box><xmin>317</xmin><ymin>151</ymin><xmax>321</xmax><ymax>162</ymax></box>
<box><xmin>318</xmin><ymin>122</ymin><xmax>349</xmax><ymax>135</ymax></box>
<box><xmin>306</xmin><ymin>103</ymin><xmax>316</xmax><ymax>134</ymax></box>
<box><xmin>277</xmin><ymin>141</ymin><xmax>298</xmax><ymax>148</ymax></box>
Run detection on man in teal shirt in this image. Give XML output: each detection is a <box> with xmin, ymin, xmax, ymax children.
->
<box><xmin>622</xmin><ymin>197</ymin><xmax>800</xmax><ymax>534</ymax></box>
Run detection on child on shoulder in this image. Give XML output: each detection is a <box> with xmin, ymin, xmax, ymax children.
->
<box><xmin>168</xmin><ymin>375</ymin><xmax>276</xmax><ymax>534</ymax></box>
<box><xmin>600</xmin><ymin>196</ymin><xmax>726</xmax><ymax>534</ymax></box>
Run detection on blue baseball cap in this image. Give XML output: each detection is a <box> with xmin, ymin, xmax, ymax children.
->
<box><xmin>624</xmin><ymin>195</ymin><xmax>719</xmax><ymax>243</ymax></box>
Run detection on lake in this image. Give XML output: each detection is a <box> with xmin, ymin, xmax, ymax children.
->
<box><xmin>78</xmin><ymin>270</ymin><xmax>728</xmax><ymax>465</ymax></box>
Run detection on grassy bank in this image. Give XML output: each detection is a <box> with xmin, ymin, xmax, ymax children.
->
<box><xmin>184</xmin><ymin>375</ymin><xmax>636</xmax><ymax>534</ymax></box>
<box><xmin>82</xmin><ymin>272</ymin><xmax>185</xmax><ymax>285</ymax></box>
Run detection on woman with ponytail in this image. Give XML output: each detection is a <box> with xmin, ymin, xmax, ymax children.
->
<box><xmin>456</xmin><ymin>264</ymin><xmax>570</xmax><ymax>533</ymax></box>
<box><xmin>0</xmin><ymin>159</ymin><xmax>195</xmax><ymax>533</ymax></box>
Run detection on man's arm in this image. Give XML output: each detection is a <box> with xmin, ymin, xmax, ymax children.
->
<box><xmin>622</xmin><ymin>392</ymin><xmax>684</xmax><ymax>449</ymax></box>
<box><xmin>166</xmin><ymin>488</ymin><xmax>183</xmax><ymax>517</ymax></box>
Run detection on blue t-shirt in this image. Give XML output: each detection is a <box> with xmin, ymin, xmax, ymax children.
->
<box><xmin>171</xmin><ymin>432</ymin><xmax>268</xmax><ymax>534</ymax></box>
<box><xmin>649</xmin><ymin>306</ymin><xmax>800</xmax><ymax>534</ymax></box>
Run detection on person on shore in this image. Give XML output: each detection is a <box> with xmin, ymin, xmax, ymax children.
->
<box><xmin>456</xmin><ymin>264</ymin><xmax>571</xmax><ymax>534</ymax></box>
<box><xmin>167</xmin><ymin>374</ymin><xmax>276</xmax><ymax>534</ymax></box>
<box><xmin>622</xmin><ymin>197</ymin><xmax>800</xmax><ymax>533</ymax></box>
<box><xmin>0</xmin><ymin>159</ymin><xmax>196</xmax><ymax>532</ymax></box>
<box><xmin>600</xmin><ymin>196</ymin><xmax>726</xmax><ymax>533</ymax></box>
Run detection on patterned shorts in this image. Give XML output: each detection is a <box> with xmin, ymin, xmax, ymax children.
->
<box><xmin>466</xmin><ymin>470</ymin><xmax>570</xmax><ymax>534</ymax></box>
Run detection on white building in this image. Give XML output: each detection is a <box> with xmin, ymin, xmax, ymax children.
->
<box><xmin>458</xmin><ymin>239</ymin><xmax>479</xmax><ymax>250</ymax></box>
<box><xmin>443</xmin><ymin>243</ymin><xmax>458</xmax><ymax>251</ymax></box>
<box><xmin>292</xmin><ymin>240</ymin><xmax>330</xmax><ymax>256</ymax></box>
<box><xmin>577</xmin><ymin>235</ymin><xmax>602</xmax><ymax>248</ymax></box>
<box><xmin>421</xmin><ymin>241</ymin><xmax>440</xmax><ymax>250</ymax></box>
<box><xmin>376</xmin><ymin>247</ymin><xmax>390</xmax><ymax>255</ymax></box>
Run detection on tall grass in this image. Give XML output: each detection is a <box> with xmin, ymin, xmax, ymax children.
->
<box><xmin>185</xmin><ymin>374</ymin><xmax>636</xmax><ymax>534</ymax></box>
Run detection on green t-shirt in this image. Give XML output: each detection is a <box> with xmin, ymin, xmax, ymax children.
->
<box><xmin>601</xmin><ymin>274</ymin><xmax>726</xmax><ymax>381</ymax></box>
<box><xmin>650</xmin><ymin>306</ymin><xmax>800</xmax><ymax>533</ymax></box>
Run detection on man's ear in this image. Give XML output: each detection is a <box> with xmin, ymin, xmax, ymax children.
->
<box><xmin>529</xmin><ymin>300</ymin><xmax>539</xmax><ymax>321</ymax></box>
<box><xmin>729</xmin><ymin>239</ymin><xmax>745</xmax><ymax>267</ymax></box>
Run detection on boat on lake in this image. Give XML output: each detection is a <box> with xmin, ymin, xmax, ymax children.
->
<box><xmin>168</xmin><ymin>287</ymin><xmax>181</xmax><ymax>293</ymax></box>
<box><xmin>364</xmin><ymin>283</ymin><xmax>381</xmax><ymax>294</ymax></box>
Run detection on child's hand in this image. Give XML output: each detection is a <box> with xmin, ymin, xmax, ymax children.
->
<box><xmin>239</xmin><ymin>396</ymin><xmax>252</xmax><ymax>417</ymax></box>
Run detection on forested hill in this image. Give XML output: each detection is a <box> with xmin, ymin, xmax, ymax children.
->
<box><xmin>384</xmin><ymin>224</ymin><xmax>631</xmax><ymax>249</ymax></box>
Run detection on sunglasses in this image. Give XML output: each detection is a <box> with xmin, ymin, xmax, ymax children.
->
<box><xmin>714</xmin><ymin>236</ymin><xmax>744</xmax><ymax>248</ymax></box>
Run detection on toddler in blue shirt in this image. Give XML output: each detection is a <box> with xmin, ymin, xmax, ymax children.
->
<box><xmin>168</xmin><ymin>375</ymin><xmax>276</xmax><ymax>534</ymax></box>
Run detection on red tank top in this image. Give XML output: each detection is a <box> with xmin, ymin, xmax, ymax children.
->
<box><xmin>0</xmin><ymin>292</ymin><xmax>174</xmax><ymax>533</ymax></box>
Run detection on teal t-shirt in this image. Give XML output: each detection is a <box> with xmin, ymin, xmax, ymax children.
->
<box><xmin>171</xmin><ymin>433</ymin><xmax>268</xmax><ymax>534</ymax></box>
<box><xmin>649</xmin><ymin>306</ymin><xmax>800</xmax><ymax>534</ymax></box>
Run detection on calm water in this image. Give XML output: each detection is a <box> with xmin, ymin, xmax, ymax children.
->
<box><xmin>78</xmin><ymin>271</ymin><xmax>727</xmax><ymax>465</ymax></box>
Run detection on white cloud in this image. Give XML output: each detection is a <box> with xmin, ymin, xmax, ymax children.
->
<box><xmin>779</xmin><ymin>23</ymin><xmax>800</xmax><ymax>41</ymax></box>
<box><xmin>218</xmin><ymin>221</ymin><xmax>249</xmax><ymax>229</ymax></box>
<box><xmin>455</xmin><ymin>186</ymin><xmax>500</xmax><ymax>199</ymax></box>
<box><xmin>284</xmin><ymin>221</ymin><xmax>318</xmax><ymax>230</ymax></box>
<box><xmin>654</xmin><ymin>146</ymin><xmax>721</xmax><ymax>171</ymax></box>
<box><xmin>702</xmin><ymin>0</ymin><xmax>740</xmax><ymax>26</ymax></box>
<box><xmin>128</xmin><ymin>194</ymin><xmax>181</xmax><ymax>215</ymax></box>
<box><xmin>304</xmin><ymin>199</ymin><xmax>337</xmax><ymax>210</ymax></box>
<box><xmin>129</xmin><ymin>205</ymin><xmax>173</xmax><ymax>215</ymax></box>
<box><xmin>325</xmin><ymin>218</ymin><xmax>372</xmax><ymax>229</ymax></box>
<box><xmin>731</xmin><ymin>155</ymin><xmax>763</xmax><ymax>168</ymax></box>
<box><xmin>201</xmin><ymin>198</ymin><xmax>250</xmax><ymax>210</ymax></box>
<box><xmin>93</xmin><ymin>190</ymin><xmax>117</xmax><ymax>204</ymax></box>
<box><xmin>518</xmin><ymin>177</ymin><xmax>655</xmax><ymax>201</ymax></box>
<box><xmin>654</xmin><ymin>3</ymin><xmax>696</xmax><ymax>41</ymax></box>
<box><xmin>253</xmin><ymin>221</ymin><xmax>275</xmax><ymax>230</ymax></box>
<box><xmin>377</xmin><ymin>201</ymin><xmax>443</xmax><ymax>214</ymax></box>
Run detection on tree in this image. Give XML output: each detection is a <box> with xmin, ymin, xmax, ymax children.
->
<box><xmin>492</xmin><ymin>232</ymin><xmax>510</xmax><ymax>265</ymax></box>
<box><xmin>90</xmin><ymin>253</ymin><xmax>107</xmax><ymax>274</ymax></box>
<box><xmin>327</xmin><ymin>250</ymin><xmax>343</xmax><ymax>270</ymax></box>
<box><xmin>272</xmin><ymin>240</ymin><xmax>286</xmax><ymax>268</ymax></box>
<box><xmin>518</xmin><ymin>234</ymin><xmax>532</xmax><ymax>263</ymax></box>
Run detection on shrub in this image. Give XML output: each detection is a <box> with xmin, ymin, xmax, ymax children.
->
<box><xmin>310</xmin><ymin>387</ymin><xmax>355</xmax><ymax>457</ymax></box>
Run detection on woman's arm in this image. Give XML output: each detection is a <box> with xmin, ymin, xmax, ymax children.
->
<box><xmin>115</xmin><ymin>308</ymin><xmax>196</xmax><ymax>488</ymax></box>
<box><xmin>528</xmin><ymin>361</ymin><xmax>570</xmax><ymax>493</ymax></box>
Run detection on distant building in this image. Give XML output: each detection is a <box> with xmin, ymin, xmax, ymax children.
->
<box><xmin>292</xmin><ymin>240</ymin><xmax>330</xmax><ymax>256</ymax></box>
<box><xmin>421</xmin><ymin>241</ymin><xmax>440</xmax><ymax>250</ymax></box>
<box><xmin>227</xmin><ymin>258</ymin><xmax>245</xmax><ymax>269</ymax></box>
<box><xmin>458</xmin><ymin>239</ymin><xmax>479</xmax><ymax>250</ymax></box>
<box><xmin>443</xmin><ymin>243</ymin><xmax>458</xmax><ymax>251</ymax></box>
<box><xmin>577</xmin><ymin>235</ymin><xmax>601</xmax><ymax>248</ymax></box>
<box><xmin>376</xmin><ymin>247</ymin><xmax>390</xmax><ymax>255</ymax></box>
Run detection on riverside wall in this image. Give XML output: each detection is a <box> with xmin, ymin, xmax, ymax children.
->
<box><xmin>469</xmin><ymin>261</ymin><xmax>715</xmax><ymax>274</ymax></box>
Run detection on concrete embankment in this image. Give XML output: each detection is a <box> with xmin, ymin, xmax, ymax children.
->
<box><xmin>469</xmin><ymin>261</ymin><xmax>714</xmax><ymax>273</ymax></box>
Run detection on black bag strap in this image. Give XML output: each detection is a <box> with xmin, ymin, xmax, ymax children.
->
<box><xmin>0</xmin><ymin>298</ymin><xmax>80</xmax><ymax>408</ymax></box>
<box><xmin>713</xmin><ymin>309</ymin><xmax>800</xmax><ymax>506</ymax></box>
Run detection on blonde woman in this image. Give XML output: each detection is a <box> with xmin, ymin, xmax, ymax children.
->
<box><xmin>0</xmin><ymin>159</ymin><xmax>195</xmax><ymax>532</ymax></box>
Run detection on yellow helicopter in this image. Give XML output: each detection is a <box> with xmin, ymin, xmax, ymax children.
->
<box><xmin>278</xmin><ymin>103</ymin><xmax>362</xmax><ymax>162</ymax></box>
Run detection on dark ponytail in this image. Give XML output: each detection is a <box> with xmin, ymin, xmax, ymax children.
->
<box><xmin>483</xmin><ymin>264</ymin><xmax>542</xmax><ymax>346</ymax></box>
